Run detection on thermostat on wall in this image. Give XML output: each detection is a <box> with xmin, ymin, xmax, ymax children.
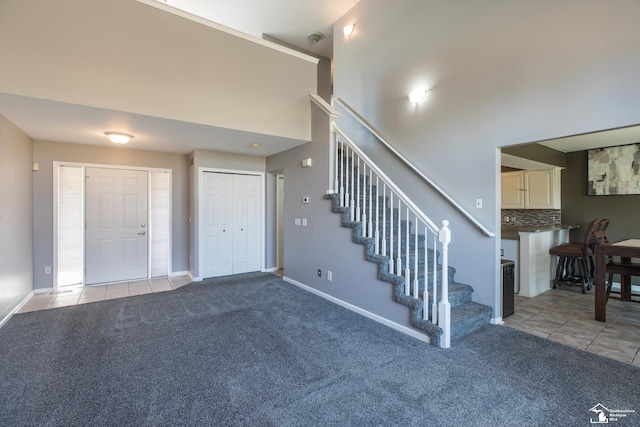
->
<box><xmin>302</xmin><ymin>196</ymin><xmax>310</xmax><ymax>204</ymax></box>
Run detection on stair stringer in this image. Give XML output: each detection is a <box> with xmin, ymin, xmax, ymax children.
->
<box><xmin>325</xmin><ymin>192</ymin><xmax>445</xmax><ymax>344</ymax></box>
<box><xmin>324</xmin><ymin>191</ymin><xmax>493</xmax><ymax>346</ymax></box>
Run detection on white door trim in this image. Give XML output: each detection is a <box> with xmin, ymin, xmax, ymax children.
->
<box><xmin>198</xmin><ymin>167</ymin><xmax>265</xmax><ymax>279</ymax></box>
<box><xmin>53</xmin><ymin>161</ymin><xmax>172</xmax><ymax>290</ymax></box>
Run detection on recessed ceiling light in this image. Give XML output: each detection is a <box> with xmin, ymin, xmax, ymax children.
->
<box><xmin>105</xmin><ymin>132</ymin><xmax>133</xmax><ymax>144</ymax></box>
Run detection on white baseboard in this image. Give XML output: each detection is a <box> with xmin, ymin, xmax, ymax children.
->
<box><xmin>170</xmin><ymin>270</ymin><xmax>190</xmax><ymax>277</ymax></box>
<box><xmin>283</xmin><ymin>276</ymin><xmax>430</xmax><ymax>344</ymax></box>
<box><xmin>0</xmin><ymin>291</ymin><xmax>35</xmax><ymax>329</ymax></box>
<box><xmin>187</xmin><ymin>272</ymin><xmax>202</xmax><ymax>282</ymax></box>
<box><xmin>491</xmin><ymin>317</ymin><xmax>504</xmax><ymax>325</ymax></box>
<box><xmin>34</xmin><ymin>287</ymin><xmax>54</xmax><ymax>294</ymax></box>
<box><xmin>263</xmin><ymin>267</ymin><xmax>278</xmax><ymax>273</ymax></box>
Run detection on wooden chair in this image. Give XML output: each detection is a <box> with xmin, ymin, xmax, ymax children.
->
<box><xmin>549</xmin><ymin>219</ymin><xmax>600</xmax><ymax>293</ymax></box>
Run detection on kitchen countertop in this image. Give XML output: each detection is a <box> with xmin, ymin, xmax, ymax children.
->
<box><xmin>501</xmin><ymin>224</ymin><xmax>579</xmax><ymax>240</ymax></box>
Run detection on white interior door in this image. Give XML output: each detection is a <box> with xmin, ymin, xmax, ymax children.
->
<box><xmin>202</xmin><ymin>172</ymin><xmax>261</xmax><ymax>278</ymax></box>
<box><xmin>85</xmin><ymin>167</ymin><xmax>148</xmax><ymax>284</ymax></box>
<box><xmin>202</xmin><ymin>172</ymin><xmax>233</xmax><ymax>277</ymax></box>
<box><xmin>233</xmin><ymin>174</ymin><xmax>261</xmax><ymax>274</ymax></box>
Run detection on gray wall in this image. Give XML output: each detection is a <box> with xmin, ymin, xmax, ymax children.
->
<box><xmin>32</xmin><ymin>140</ymin><xmax>189</xmax><ymax>290</ymax></box>
<box><xmin>333</xmin><ymin>0</ymin><xmax>640</xmax><ymax>316</ymax></box>
<box><xmin>189</xmin><ymin>149</ymin><xmax>266</xmax><ymax>279</ymax></box>
<box><xmin>0</xmin><ymin>115</ymin><xmax>34</xmax><ymax>319</ymax></box>
<box><xmin>562</xmin><ymin>150</ymin><xmax>640</xmax><ymax>243</ymax></box>
<box><xmin>267</xmin><ymin>102</ymin><xmax>414</xmax><ymax>330</ymax></box>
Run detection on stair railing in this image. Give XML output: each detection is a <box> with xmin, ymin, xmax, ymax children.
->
<box><xmin>334</xmin><ymin>98</ymin><xmax>494</xmax><ymax>238</ymax></box>
<box><xmin>333</xmin><ymin>124</ymin><xmax>452</xmax><ymax>348</ymax></box>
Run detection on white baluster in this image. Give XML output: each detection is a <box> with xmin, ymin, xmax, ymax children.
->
<box><xmin>413</xmin><ymin>216</ymin><xmax>419</xmax><ymax>298</ymax></box>
<box><xmin>338</xmin><ymin>138</ymin><xmax>344</xmax><ymax>207</ymax></box>
<box><xmin>389</xmin><ymin>192</ymin><xmax>394</xmax><ymax>274</ymax></box>
<box><xmin>349</xmin><ymin>148</ymin><xmax>355</xmax><ymax>221</ymax></box>
<box><xmin>374</xmin><ymin>176</ymin><xmax>380</xmax><ymax>254</ymax></box>
<box><xmin>361</xmin><ymin>163</ymin><xmax>367</xmax><ymax>237</ymax></box>
<box><xmin>396</xmin><ymin>198</ymin><xmax>402</xmax><ymax>275</ymax></box>
<box><xmin>368</xmin><ymin>168</ymin><xmax>373</xmax><ymax>238</ymax></box>
<box><xmin>432</xmin><ymin>234</ymin><xmax>438</xmax><ymax>325</ymax></box>
<box><xmin>355</xmin><ymin>158</ymin><xmax>361</xmax><ymax>225</ymax></box>
<box><xmin>404</xmin><ymin>207</ymin><xmax>410</xmax><ymax>295</ymax></box>
<box><xmin>439</xmin><ymin>220</ymin><xmax>451</xmax><ymax>349</ymax></box>
<box><xmin>381</xmin><ymin>185</ymin><xmax>387</xmax><ymax>257</ymax></box>
<box><xmin>333</xmin><ymin>131</ymin><xmax>339</xmax><ymax>196</ymax></box>
<box><xmin>344</xmin><ymin>146</ymin><xmax>350</xmax><ymax>210</ymax></box>
<box><xmin>423</xmin><ymin>225</ymin><xmax>429</xmax><ymax>320</ymax></box>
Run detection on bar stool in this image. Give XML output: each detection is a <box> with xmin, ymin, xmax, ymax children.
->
<box><xmin>549</xmin><ymin>219</ymin><xmax>600</xmax><ymax>293</ymax></box>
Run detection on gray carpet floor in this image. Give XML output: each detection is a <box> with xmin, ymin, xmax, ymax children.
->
<box><xmin>1</xmin><ymin>272</ymin><xmax>639</xmax><ymax>426</ymax></box>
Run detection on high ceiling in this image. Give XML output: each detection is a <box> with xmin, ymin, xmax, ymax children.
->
<box><xmin>0</xmin><ymin>0</ymin><xmax>325</xmax><ymax>156</ymax></box>
<box><xmin>160</xmin><ymin>0</ymin><xmax>360</xmax><ymax>59</ymax></box>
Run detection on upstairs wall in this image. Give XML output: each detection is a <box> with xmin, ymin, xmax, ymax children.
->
<box><xmin>332</xmin><ymin>0</ymin><xmax>640</xmax><ymax>317</ymax></box>
<box><xmin>0</xmin><ymin>0</ymin><xmax>317</xmax><ymax>141</ymax></box>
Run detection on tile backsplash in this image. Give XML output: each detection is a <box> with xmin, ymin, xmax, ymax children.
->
<box><xmin>502</xmin><ymin>209</ymin><xmax>561</xmax><ymax>227</ymax></box>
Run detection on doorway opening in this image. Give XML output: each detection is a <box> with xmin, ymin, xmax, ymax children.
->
<box><xmin>54</xmin><ymin>163</ymin><xmax>171</xmax><ymax>290</ymax></box>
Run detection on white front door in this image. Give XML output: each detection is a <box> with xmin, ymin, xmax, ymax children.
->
<box><xmin>85</xmin><ymin>167</ymin><xmax>148</xmax><ymax>284</ymax></box>
<box><xmin>202</xmin><ymin>172</ymin><xmax>261</xmax><ymax>278</ymax></box>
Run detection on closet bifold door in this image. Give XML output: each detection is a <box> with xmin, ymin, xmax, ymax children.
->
<box><xmin>202</xmin><ymin>172</ymin><xmax>261</xmax><ymax>278</ymax></box>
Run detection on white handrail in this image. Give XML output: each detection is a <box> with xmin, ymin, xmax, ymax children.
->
<box><xmin>334</xmin><ymin>98</ymin><xmax>495</xmax><ymax>238</ymax></box>
<box><xmin>333</xmin><ymin>125</ymin><xmax>439</xmax><ymax>233</ymax></box>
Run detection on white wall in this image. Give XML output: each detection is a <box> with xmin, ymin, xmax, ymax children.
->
<box><xmin>332</xmin><ymin>0</ymin><xmax>640</xmax><ymax>316</ymax></box>
<box><xmin>0</xmin><ymin>115</ymin><xmax>33</xmax><ymax>318</ymax></box>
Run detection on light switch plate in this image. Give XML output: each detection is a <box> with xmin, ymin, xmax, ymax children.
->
<box><xmin>294</xmin><ymin>218</ymin><xmax>301</xmax><ymax>226</ymax></box>
<box><xmin>302</xmin><ymin>218</ymin><xmax>308</xmax><ymax>226</ymax></box>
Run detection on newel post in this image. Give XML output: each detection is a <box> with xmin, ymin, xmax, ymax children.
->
<box><xmin>438</xmin><ymin>220</ymin><xmax>451</xmax><ymax>348</ymax></box>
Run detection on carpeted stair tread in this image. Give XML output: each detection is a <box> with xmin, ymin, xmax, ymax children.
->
<box><xmin>324</xmin><ymin>188</ymin><xmax>492</xmax><ymax>346</ymax></box>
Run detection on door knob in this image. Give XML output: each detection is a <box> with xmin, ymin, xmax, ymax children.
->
<box><xmin>137</xmin><ymin>231</ymin><xmax>146</xmax><ymax>236</ymax></box>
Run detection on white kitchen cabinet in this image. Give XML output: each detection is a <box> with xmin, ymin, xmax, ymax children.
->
<box><xmin>501</xmin><ymin>168</ymin><xmax>561</xmax><ymax>209</ymax></box>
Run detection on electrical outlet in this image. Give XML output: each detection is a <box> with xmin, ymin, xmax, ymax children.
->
<box><xmin>317</xmin><ymin>269</ymin><xmax>322</xmax><ymax>277</ymax></box>
<box><xmin>327</xmin><ymin>271</ymin><xmax>332</xmax><ymax>281</ymax></box>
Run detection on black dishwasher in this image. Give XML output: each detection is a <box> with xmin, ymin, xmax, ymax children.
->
<box><xmin>501</xmin><ymin>259</ymin><xmax>515</xmax><ymax>318</ymax></box>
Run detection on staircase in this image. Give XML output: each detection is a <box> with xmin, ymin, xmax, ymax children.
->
<box><xmin>324</xmin><ymin>137</ymin><xmax>492</xmax><ymax>347</ymax></box>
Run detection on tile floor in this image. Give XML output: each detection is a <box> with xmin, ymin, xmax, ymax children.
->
<box><xmin>503</xmin><ymin>284</ymin><xmax>640</xmax><ymax>367</ymax></box>
<box><xmin>17</xmin><ymin>275</ymin><xmax>192</xmax><ymax>314</ymax></box>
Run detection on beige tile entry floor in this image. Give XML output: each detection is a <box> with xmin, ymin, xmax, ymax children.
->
<box><xmin>503</xmin><ymin>285</ymin><xmax>640</xmax><ymax>367</ymax></box>
<box><xmin>17</xmin><ymin>275</ymin><xmax>191</xmax><ymax>313</ymax></box>
<box><xmin>15</xmin><ymin>274</ymin><xmax>640</xmax><ymax>367</ymax></box>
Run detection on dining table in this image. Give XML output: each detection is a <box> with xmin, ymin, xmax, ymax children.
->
<box><xmin>595</xmin><ymin>239</ymin><xmax>640</xmax><ymax>322</ymax></box>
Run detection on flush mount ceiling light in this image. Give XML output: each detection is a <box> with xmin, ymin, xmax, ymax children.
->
<box><xmin>408</xmin><ymin>88</ymin><xmax>428</xmax><ymax>104</ymax></box>
<box><xmin>343</xmin><ymin>24</ymin><xmax>355</xmax><ymax>37</ymax></box>
<box><xmin>105</xmin><ymin>131</ymin><xmax>133</xmax><ymax>144</ymax></box>
<box><xmin>308</xmin><ymin>32</ymin><xmax>324</xmax><ymax>44</ymax></box>
<box><xmin>250</xmin><ymin>142</ymin><xmax>260</xmax><ymax>148</ymax></box>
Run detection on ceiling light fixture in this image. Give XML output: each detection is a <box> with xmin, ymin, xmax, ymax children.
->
<box><xmin>250</xmin><ymin>143</ymin><xmax>260</xmax><ymax>148</ymax></box>
<box><xmin>105</xmin><ymin>131</ymin><xmax>133</xmax><ymax>144</ymax></box>
<box><xmin>308</xmin><ymin>32</ymin><xmax>324</xmax><ymax>44</ymax></box>
<box><xmin>343</xmin><ymin>24</ymin><xmax>355</xmax><ymax>37</ymax></box>
<box><xmin>408</xmin><ymin>88</ymin><xmax>428</xmax><ymax>104</ymax></box>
